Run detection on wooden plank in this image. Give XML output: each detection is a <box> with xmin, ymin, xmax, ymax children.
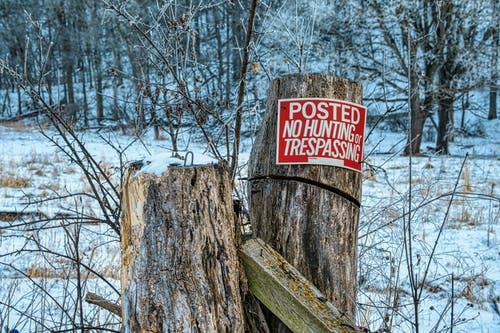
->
<box><xmin>85</xmin><ymin>292</ymin><xmax>121</xmax><ymax>317</ymax></box>
<box><xmin>240</xmin><ymin>238</ymin><xmax>360</xmax><ymax>333</ymax></box>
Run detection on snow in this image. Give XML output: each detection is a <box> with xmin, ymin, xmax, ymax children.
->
<box><xmin>357</xmin><ymin>109</ymin><xmax>500</xmax><ymax>331</ymax></box>
<box><xmin>0</xmin><ymin>111</ymin><xmax>499</xmax><ymax>331</ymax></box>
<box><xmin>139</xmin><ymin>152</ymin><xmax>218</xmax><ymax>177</ymax></box>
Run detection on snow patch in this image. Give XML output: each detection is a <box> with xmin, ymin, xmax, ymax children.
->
<box><xmin>139</xmin><ymin>152</ymin><xmax>218</xmax><ymax>177</ymax></box>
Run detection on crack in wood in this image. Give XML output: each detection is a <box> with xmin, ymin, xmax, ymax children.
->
<box><xmin>248</xmin><ymin>175</ymin><xmax>361</xmax><ymax>208</ymax></box>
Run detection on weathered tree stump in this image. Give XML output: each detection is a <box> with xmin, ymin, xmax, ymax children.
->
<box><xmin>121</xmin><ymin>162</ymin><xmax>245</xmax><ymax>333</ymax></box>
<box><xmin>248</xmin><ymin>73</ymin><xmax>363</xmax><ymax>328</ymax></box>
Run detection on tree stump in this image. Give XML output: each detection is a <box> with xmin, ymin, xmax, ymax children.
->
<box><xmin>121</xmin><ymin>162</ymin><xmax>245</xmax><ymax>333</ymax></box>
<box><xmin>248</xmin><ymin>73</ymin><xmax>363</xmax><ymax>328</ymax></box>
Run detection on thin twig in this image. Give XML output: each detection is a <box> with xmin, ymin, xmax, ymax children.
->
<box><xmin>418</xmin><ymin>153</ymin><xmax>469</xmax><ymax>300</ymax></box>
<box><xmin>230</xmin><ymin>0</ymin><xmax>258</xmax><ymax>183</ymax></box>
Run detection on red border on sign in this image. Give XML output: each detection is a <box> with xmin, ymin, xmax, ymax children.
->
<box><xmin>276</xmin><ymin>98</ymin><xmax>367</xmax><ymax>172</ymax></box>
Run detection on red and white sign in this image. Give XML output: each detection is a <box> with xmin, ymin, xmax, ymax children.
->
<box><xmin>276</xmin><ymin>98</ymin><xmax>367</xmax><ymax>172</ymax></box>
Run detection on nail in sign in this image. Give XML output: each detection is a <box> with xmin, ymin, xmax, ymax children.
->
<box><xmin>276</xmin><ymin>98</ymin><xmax>367</xmax><ymax>172</ymax></box>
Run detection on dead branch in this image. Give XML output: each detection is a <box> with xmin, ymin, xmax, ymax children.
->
<box><xmin>85</xmin><ymin>292</ymin><xmax>121</xmax><ymax>318</ymax></box>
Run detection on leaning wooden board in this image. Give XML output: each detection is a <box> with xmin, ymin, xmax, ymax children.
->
<box><xmin>240</xmin><ymin>238</ymin><xmax>360</xmax><ymax>333</ymax></box>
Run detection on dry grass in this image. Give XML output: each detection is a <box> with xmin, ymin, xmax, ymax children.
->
<box><xmin>0</xmin><ymin>120</ymin><xmax>32</xmax><ymax>131</ymax></box>
<box><xmin>0</xmin><ymin>212</ymin><xmax>20</xmax><ymax>222</ymax></box>
<box><xmin>0</xmin><ymin>120</ymin><xmax>48</xmax><ymax>131</ymax></box>
<box><xmin>98</xmin><ymin>160</ymin><xmax>113</xmax><ymax>182</ymax></box>
<box><xmin>384</xmin><ymin>208</ymin><xmax>400</xmax><ymax>219</ymax></box>
<box><xmin>82</xmin><ymin>181</ymin><xmax>94</xmax><ymax>194</ymax></box>
<box><xmin>364</xmin><ymin>284</ymin><xmax>409</xmax><ymax>296</ymax></box>
<box><xmin>450</xmin><ymin>199</ymin><xmax>482</xmax><ymax>226</ymax></box>
<box><xmin>27</xmin><ymin>262</ymin><xmax>120</xmax><ymax>279</ymax></box>
<box><xmin>24</xmin><ymin>153</ymin><xmax>63</xmax><ymax>166</ymax></box>
<box><xmin>457</xmin><ymin>274</ymin><xmax>490</xmax><ymax>303</ymax></box>
<box><xmin>420</xmin><ymin>280</ymin><xmax>446</xmax><ymax>294</ymax></box>
<box><xmin>63</xmin><ymin>166</ymin><xmax>77</xmax><ymax>174</ymax></box>
<box><xmin>422</xmin><ymin>161</ymin><xmax>434</xmax><ymax>169</ymax></box>
<box><xmin>0</xmin><ymin>174</ymin><xmax>32</xmax><ymax>188</ymax></box>
<box><xmin>463</xmin><ymin>160</ymin><xmax>471</xmax><ymax>192</ymax></box>
<box><xmin>400</xmin><ymin>177</ymin><xmax>424</xmax><ymax>185</ymax></box>
<box><xmin>38</xmin><ymin>183</ymin><xmax>60</xmax><ymax>191</ymax></box>
<box><xmin>0</xmin><ymin>152</ymin><xmax>65</xmax><ymax>191</ymax></box>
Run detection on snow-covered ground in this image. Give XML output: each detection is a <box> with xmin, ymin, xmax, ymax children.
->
<box><xmin>0</xmin><ymin>112</ymin><xmax>498</xmax><ymax>331</ymax></box>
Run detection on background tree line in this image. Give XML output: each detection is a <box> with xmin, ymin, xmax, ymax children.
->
<box><xmin>0</xmin><ymin>0</ymin><xmax>498</xmax><ymax>156</ymax></box>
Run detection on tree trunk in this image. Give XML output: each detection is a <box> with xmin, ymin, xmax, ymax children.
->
<box><xmin>214</xmin><ymin>8</ymin><xmax>225</xmax><ymax>100</ymax></box>
<box><xmin>225</xmin><ymin>8</ymin><xmax>232</xmax><ymax>103</ymax></box>
<box><xmin>248</xmin><ymin>73</ymin><xmax>362</xmax><ymax>331</ymax></box>
<box><xmin>81</xmin><ymin>61</ymin><xmax>89</xmax><ymax>128</ymax></box>
<box><xmin>489</xmin><ymin>21</ymin><xmax>498</xmax><ymax>120</ymax></box>
<box><xmin>112</xmin><ymin>44</ymin><xmax>121</xmax><ymax>121</ymax></box>
<box><xmin>92</xmin><ymin>1</ymin><xmax>103</xmax><ymax>124</ymax></box>
<box><xmin>57</xmin><ymin>3</ymin><xmax>75</xmax><ymax>105</ymax></box>
<box><xmin>404</xmin><ymin>61</ymin><xmax>425</xmax><ymax>156</ymax></box>
<box><xmin>16</xmin><ymin>84</ymin><xmax>22</xmax><ymax>115</ymax></box>
<box><xmin>121</xmin><ymin>163</ymin><xmax>245</xmax><ymax>333</ymax></box>
<box><xmin>490</xmin><ymin>81</ymin><xmax>498</xmax><ymax>120</ymax></box>
<box><xmin>94</xmin><ymin>45</ymin><xmax>104</xmax><ymax>124</ymax></box>
<box><xmin>436</xmin><ymin>59</ymin><xmax>456</xmax><ymax>154</ymax></box>
<box><xmin>436</xmin><ymin>94</ymin><xmax>453</xmax><ymax>154</ymax></box>
<box><xmin>230</xmin><ymin>2</ymin><xmax>244</xmax><ymax>85</ymax></box>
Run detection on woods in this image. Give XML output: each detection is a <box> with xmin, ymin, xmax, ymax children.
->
<box><xmin>0</xmin><ymin>0</ymin><xmax>497</xmax><ymax>155</ymax></box>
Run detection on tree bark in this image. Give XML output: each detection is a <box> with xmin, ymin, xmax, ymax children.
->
<box><xmin>229</xmin><ymin>1</ymin><xmax>244</xmax><ymax>85</ymax></box>
<box><xmin>57</xmin><ymin>3</ymin><xmax>75</xmax><ymax>105</ymax></box>
<box><xmin>436</xmin><ymin>95</ymin><xmax>453</xmax><ymax>154</ymax></box>
<box><xmin>436</xmin><ymin>5</ymin><xmax>458</xmax><ymax>155</ymax></box>
<box><xmin>403</xmin><ymin>43</ymin><xmax>426</xmax><ymax>156</ymax></box>
<box><xmin>121</xmin><ymin>163</ymin><xmax>245</xmax><ymax>333</ymax></box>
<box><xmin>93</xmin><ymin>44</ymin><xmax>104</xmax><ymax>124</ymax></box>
<box><xmin>92</xmin><ymin>0</ymin><xmax>104</xmax><ymax>124</ymax></box>
<box><xmin>248</xmin><ymin>73</ymin><xmax>362</xmax><ymax>331</ymax></box>
<box><xmin>488</xmin><ymin>18</ymin><xmax>498</xmax><ymax>120</ymax></box>
<box><xmin>490</xmin><ymin>80</ymin><xmax>498</xmax><ymax>120</ymax></box>
<box><xmin>81</xmin><ymin>60</ymin><xmax>89</xmax><ymax>128</ymax></box>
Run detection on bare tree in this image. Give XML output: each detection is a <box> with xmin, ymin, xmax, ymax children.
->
<box><xmin>362</xmin><ymin>0</ymin><xmax>494</xmax><ymax>155</ymax></box>
<box><xmin>488</xmin><ymin>0</ymin><xmax>499</xmax><ymax>120</ymax></box>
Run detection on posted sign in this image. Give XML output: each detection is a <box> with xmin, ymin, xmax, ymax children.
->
<box><xmin>276</xmin><ymin>98</ymin><xmax>367</xmax><ymax>172</ymax></box>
